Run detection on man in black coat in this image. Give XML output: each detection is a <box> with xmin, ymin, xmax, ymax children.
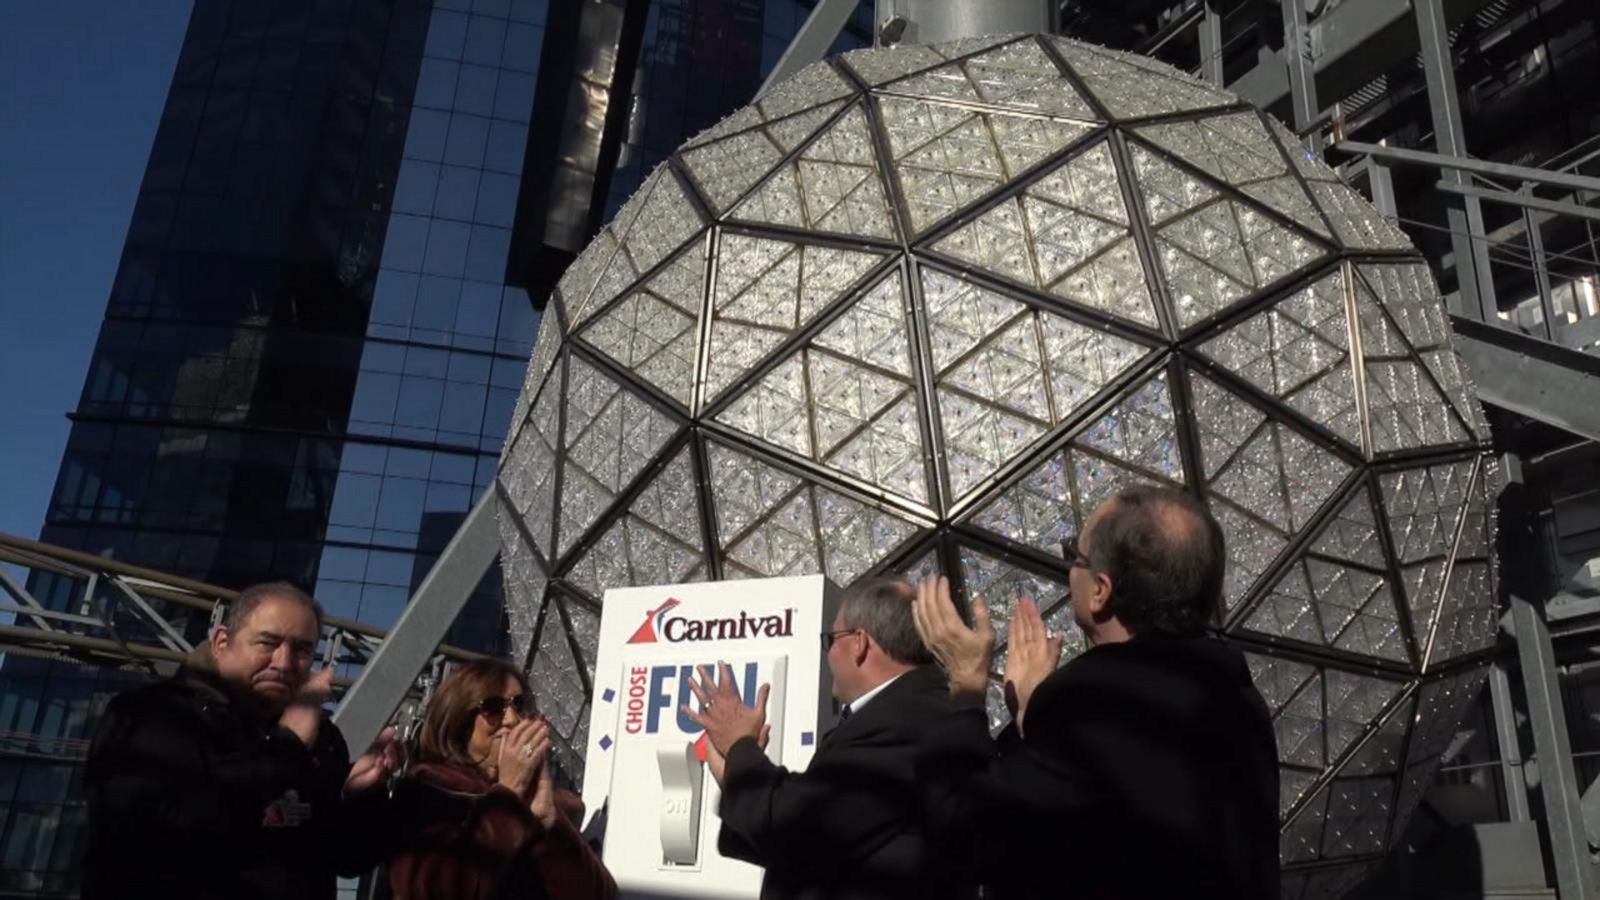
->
<box><xmin>684</xmin><ymin>577</ymin><xmax>977</xmax><ymax>900</ymax></box>
<box><xmin>912</xmin><ymin>486</ymin><xmax>1280</xmax><ymax>900</ymax></box>
<box><xmin>83</xmin><ymin>582</ymin><xmax>395</xmax><ymax>900</ymax></box>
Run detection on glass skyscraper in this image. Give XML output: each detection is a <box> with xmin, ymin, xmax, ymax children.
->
<box><xmin>0</xmin><ymin>1</ymin><xmax>869</xmax><ymax>895</ymax></box>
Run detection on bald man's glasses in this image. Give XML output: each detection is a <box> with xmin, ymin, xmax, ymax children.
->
<box><xmin>1062</xmin><ymin>536</ymin><xmax>1093</xmax><ymax>570</ymax></box>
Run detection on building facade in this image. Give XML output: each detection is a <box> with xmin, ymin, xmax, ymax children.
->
<box><xmin>0</xmin><ymin>0</ymin><xmax>866</xmax><ymax>895</ymax></box>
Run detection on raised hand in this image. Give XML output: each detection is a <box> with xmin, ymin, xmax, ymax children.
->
<box><xmin>1003</xmin><ymin>597</ymin><xmax>1063</xmax><ymax>735</ymax></box>
<box><xmin>343</xmin><ymin>725</ymin><xmax>403</xmax><ymax>796</ymax></box>
<box><xmin>495</xmin><ymin>717</ymin><xmax>546</xmax><ymax>798</ymax></box>
<box><xmin>911</xmin><ymin>575</ymin><xmax>994</xmax><ymax>701</ymax></box>
<box><xmin>682</xmin><ymin>662</ymin><xmax>770</xmax><ymax>757</ymax></box>
<box><xmin>703</xmin><ymin>722</ymin><xmax>770</xmax><ymax>786</ymax></box>
<box><xmin>278</xmin><ymin>667</ymin><xmax>335</xmax><ymax>747</ymax></box>
<box><xmin>524</xmin><ymin>720</ymin><xmax>558</xmax><ymax>829</ymax></box>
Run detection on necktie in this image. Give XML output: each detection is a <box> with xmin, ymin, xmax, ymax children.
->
<box><xmin>838</xmin><ymin>703</ymin><xmax>852</xmax><ymax>722</ymax></box>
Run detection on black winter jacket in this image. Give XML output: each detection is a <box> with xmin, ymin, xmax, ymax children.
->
<box><xmin>83</xmin><ymin>667</ymin><xmax>358</xmax><ymax>900</ymax></box>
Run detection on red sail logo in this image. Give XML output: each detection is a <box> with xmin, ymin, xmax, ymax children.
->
<box><xmin>627</xmin><ymin>598</ymin><xmax>681</xmax><ymax>644</ymax></box>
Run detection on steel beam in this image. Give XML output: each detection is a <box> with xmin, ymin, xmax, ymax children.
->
<box><xmin>1228</xmin><ymin>0</ymin><xmax>1490</xmax><ymax>116</ymax></box>
<box><xmin>756</xmin><ymin>0</ymin><xmax>859</xmax><ymax>100</ymax></box>
<box><xmin>1337</xmin><ymin>141</ymin><xmax>1600</xmax><ymax>196</ymax></box>
<box><xmin>1435</xmin><ymin>181</ymin><xmax>1600</xmax><ymax>228</ymax></box>
<box><xmin>1490</xmin><ymin>660</ymin><xmax>1532</xmax><ymax>822</ymax></box>
<box><xmin>1452</xmin><ymin>317</ymin><xmax>1600</xmax><ymax>445</ymax></box>
<box><xmin>873</xmin><ymin>0</ymin><xmax>1052</xmax><ymax>47</ymax></box>
<box><xmin>1198</xmin><ymin>0</ymin><xmax>1224</xmax><ymax>86</ymax></box>
<box><xmin>1525</xmin><ymin>185</ymin><xmax>1561</xmax><ymax>343</ymax></box>
<box><xmin>1280</xmin><ymin>0</ymin><xmax>1321</xmax><ymax>152</ymax></box>
<box><xmin>1414</xmin><ymin>0</ymin><xmax>1496</xmax><ymax>321</ymax></box>
<box><xmin>1501</xmin><ymin>452</ymin><xmax>1599</xmax><ymax>899</ymax></box>
<box><xmin>334</xmin><ymin>490</ymin><xmax>503</xmax><ymax>752</ymax></box>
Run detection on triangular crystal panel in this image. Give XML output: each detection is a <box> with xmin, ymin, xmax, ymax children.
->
<box><xmin>815</xmin><ymin>487</ymin><xmax>922</xmax><ymax>585</ymax></box>
<box><xmin>961</xmin><ymin>38</ymin><xmax>1101</xmax><ymax>120</ymax></box>
<box><xmin>1246</xmin><ymin>562</ymin><xmax>1325</xmax><ymax>646</ymax></box>
<box><xmin>1275</xmin><ymin>670</ymin><xmax>1326</xmax><ymax>768</ymax></box>
<box><xmin>941</xmin><ymin>317</ymin><xmax>1051</xmax><ymax>422</ymax></box>
<box><xmin>921</xmin><ymin>268</ymin><xmax>1028</xmax><ymax>370</ymax></box>
<box><xmin>614</xmin><ymin>170</ymin><xmax>702</xmax><ymax>291</ymax></box>
<box><xmin>958</xmin><ymin>544</ymin><xmax>1068</xmax><ymax>650</ymax></box>
<box><xmin>1049</xmin><ymin>237</ymin><xmax>1160</xmax><ymax>328</ymax></box>
<box><xmin>1320</xmin><ymin>775</ymin><xmax>1398</xmax><ymax>859</ymax></box>
<box><xmin>1130</xmin><ymin>144</ymin><xmax>1218</xmax><ymax>226</ymax></box>
<box><xmin>1214</xmin><ymin>498</ymin><xmax>1289</xmax><ymax>612</ymax></box>
<box><xmin>1134</xmin><ymin>112</ymin><xmax>1332</xmax><ymax>240</ymax></box>
<box><xmin>704</xmin><ymin>235</ymin><xmax>883</xmax><ymax>404</ymax></box>
<box><xmin>1075</xmin><ymin>371</ymin><xmax>1184</xmax><ymax>480</ymax></box>
<box><xmin>681</xmin><ymin>126</ymin><xmax>786</xmax><ymax>213</ymax></box>
<box><xmin>733</xmin><ymin>105</ymin><xmax>898</xmax><ymax>240</ymax></box>
<box><xmin>1324</xmin><ymin>669</ymin><xmax>1405</xmax><ymax>764</ymax></box>
<box><xmin>933</xmin><ymin>199</ymin><xmax>1035</xmax><ymax>286</ymax></box>
<box><xmin>1049</xmin><ymin>38</ymin><xmax>1238</xmax><ymax>119</ymax></box>
<box><xmin>1037</xmin><ymin>312</ymin><xmax>1150</xmax><ymax>423</ymax></box>
<box><xmin>841</xmin><ymin>43</ymin><xmax>948</xmax><ymax>88</ymax></box>
<box><xmin>725</xmin><ymin>490</ymin><xmax>822</xmax><ymax>579</ymax></box>
<box><xmin>825</xmin><ymin>393</ymin><xmax>929</xmax><ymax>504</ymax></box>
<box><xmin>578</xmin><ymin>244</ymin><xmax>705</xmax><ymax>408</ymax></box>
<box><xmin>706</xmin><ymin>440</ymin><xmax>803</xmax><ymax>547</ymax></box>
<box><xmin>938</xmin><ymin>389</ymin><xmax>1047</xmax><ymax>502</ymax></box>
<box><xmin>687</xmin><ymin>61</ymin><xmax>855</xmax><ymax>148</ymax></box>
<box><xmin>1201</xmin><ymin>268</ymin><xmax>1361</xmax><ymax>446</ymax></box>
<box><xmin>967</xmin><ymin>448</ymin><xmax>1074</xmax><ymax>554</ymax></box>
<box><xmin>714</xmin><ymin>354</ymin><xmax>813</xmax><ymax>458</ymax></box>
<box><xmin>1188</xmin><ymin>370</ymin><xmax>1266</xmax><ymax>479</ymax></box>
<box><xmin>808</xmin><ymin>350</ymin><xmax>908</xmax><ymax>456</ymax></box>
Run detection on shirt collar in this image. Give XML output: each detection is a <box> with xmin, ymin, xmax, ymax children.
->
<box><xmin>846</xmin><ymin>671</ymin><xmax>907</xmax><ymax>717</ymax></box>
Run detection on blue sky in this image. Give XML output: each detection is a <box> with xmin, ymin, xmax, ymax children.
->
<box><xmin>0</xmin><ymin>1</ymin><xmax>192</xmax><ymax>542</ymax></box>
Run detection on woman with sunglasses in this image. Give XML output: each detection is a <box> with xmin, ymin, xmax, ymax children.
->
<box><xmin>350</xmin><ymin>658</ymin><xmax>615</xmax><ymax>900</ymax></box>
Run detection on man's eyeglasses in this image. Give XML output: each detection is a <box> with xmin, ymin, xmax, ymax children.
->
<box><xmin>476</xmin><ymin>694</ymin><xmax>534</xmax><ymax>720</ymax></box>
<box><xmin>1062</xmin><ymin>535</ymin><xmax>1094</xmax><ymax>570</ymax></box>
<box><xmin>821</xmin><ymin>629</ymin><xmax>859</xmax><ymax>651</ymax></box>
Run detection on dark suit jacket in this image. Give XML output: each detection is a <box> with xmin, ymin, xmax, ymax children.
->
<box><xmin>919</xmin><ymin>635</ymin><xmax>1280</xmax><ymax>900</ymax></box>
<box><xmin>716</xmin><ymin>665</ymin><xmax>978</xmax><ymax>900</ymax></box>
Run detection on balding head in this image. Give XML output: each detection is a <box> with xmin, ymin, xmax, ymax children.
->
<box><xmin>1080</xmin><ymin>486</ymin><xmax>1226</xmax><ymax>637</ymax></box>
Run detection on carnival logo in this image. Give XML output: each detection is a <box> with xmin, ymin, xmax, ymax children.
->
<box><xmin>626</xmin><ymin>597</ymin><xmax>796</xmax><ymax>644</ymax></box>
<box><xmin>627</xmin><ymin>598</ymin><xmax>681</xmax><ymax>644</ymax></box>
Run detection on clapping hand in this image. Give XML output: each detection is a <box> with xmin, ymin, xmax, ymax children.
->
<box><xmin>1004</xmin><ymin>597</ymin><xmax>1063</xmax><ymax>736</ymax></box>
<box><xmin>683</xmin><ymin>662</ymin><xmax>771</xmax><ymax>758</ymax></box>
<box><xmin>278</xmin><ymin>667</ymin><xmax>335</xmax><ymax>747</ymax></box>
<box><xmin>911</xmin><ymin>576</ymin><xmax>994</xmax><ymax>702</ymax></box>
<box><xmin>343</xmin><ymin>726</ymin><xmax>403</xmax><ymax>796</ymax></box>
<box><xmin>494</xmin><ymin>717</ymin><xmax>551</xmax><ymax>798</ymax></box>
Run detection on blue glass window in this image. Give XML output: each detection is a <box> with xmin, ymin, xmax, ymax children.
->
<box><xmin>422</xmin><ymin>220</ymin><xmax>471</xmax><ymax>278</ymax></box>
<box><xmin>444</xmin><ymin>114</ymin><xmax>490</xmax><ymax>168</ymax></box>
<box><xmin>404</xmin><ymin>108</ymin><xmax>450</xmax><ymax>162</ymax></box>
<box><xmin>483</xmin><ymin>120</ymin><xmax>527</xmax><ymax>175</ymax></box>
<box><xmin>424</xmin><ymin>11</ymin><xmax>468</xmax><ymax>61</ymax></box>
<box><xmin>414</xmin><ymin>58</ymin><xmax>460</xmax><ymax>110</ymax></box>
<box><xmin>463</xmin><ymin>16</ymin><xmax>508</xmax><ymax>67</ymax></box>
<box><xmin>434</xmin><ymin>166</ymin><xmax>481</xmax><ymax>222</ymax></box>
<box><xmin>391</xmin><ymin>160</ymin><xmax>440</xmax><ymax>216</ymax></box>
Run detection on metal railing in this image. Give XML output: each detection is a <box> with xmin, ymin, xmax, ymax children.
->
<box><xmin>0</xmin><ymin>531</ymin><xmax>483</xmax><ymax>694</ymax></box>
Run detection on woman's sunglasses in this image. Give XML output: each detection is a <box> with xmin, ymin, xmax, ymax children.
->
<box><xmin>476</xmin><ymin>693</ymin><xmax>535</xmax><ymax>720</ymax></box>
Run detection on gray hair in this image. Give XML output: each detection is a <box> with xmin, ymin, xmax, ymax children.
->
<box><xmin>838</xmin><ymin>577</ymin><xmax>932</xmax><ymax>665</ymax></box>
<box><xmin>223</xmin><ymin>581</ymin><xmax>324</xmax><ymax>635</ymax></box>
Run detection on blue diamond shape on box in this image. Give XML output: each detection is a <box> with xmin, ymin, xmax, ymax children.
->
<box><xmin>801</xmin><ymin>731</ymin><xmax>814</xmax><ymax>747</ymax></box>
<box><xmin>599</xmin><ymin>735</ymin><xmax>613</xmax><ymax>751</ymax></box>
<box><xmin>602</xmin><ymin>688</ymin><xmax>616</xmax><ymax>703</ymax></box>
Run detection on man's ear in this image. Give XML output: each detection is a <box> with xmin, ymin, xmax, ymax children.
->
<box><xmin>1089</xmin><ymin>573</ymin><xmax>1115</xmax><ymax>620</ymax></box>
<box><xmin>854</xmin><ymin>632</ymin><xmax>872</xmax><ymax>666</ymax></box>
<box><xmin>209</xmin><ymin>624</ymin><xmax>232</xmax><ymax>656</ymax></box>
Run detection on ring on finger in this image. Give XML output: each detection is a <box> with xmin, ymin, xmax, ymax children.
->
<box><xmin>519</xmin><ymin>742</ymin><xmax>536</xmax><ymax>760</ymax></box>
